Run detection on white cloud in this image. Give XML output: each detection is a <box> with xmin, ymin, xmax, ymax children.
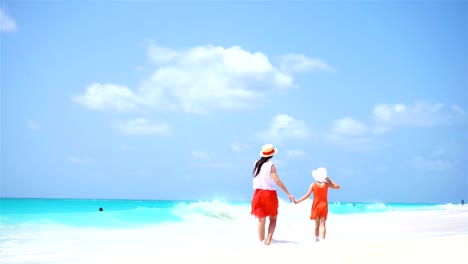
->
<box><xmin>325</xmin><ymin>102</ymin><xmax>466</xmax><ymax>150</ymax></box>
<box><xmin>191</xmin><ymin>151</ymin><xmax>232</xmax><ymax>169</ymax></box>
<box><xmin>27</xmin><ymin>120</ymin><xmax>40</xmax><ymax>130</ymax></box>
<box><xmin>373</xmin><ymin>102</ymin><xmax>466</xmax><ymax>132</ymax></box>
<box><xmin>278</xmin><ymin>54</ymin><xmax>332</xmax><ymax>73</ymax></box>
<box><xmin>372</xmin><ymin>126</ymin><xmax>389</xmax><ymax>134</ymax></box>
<box><xmin>73</xmin><ymin>44</ymin><xmax>295</xmax><ymax>115</ymax></box>
<box><xmin>141</xmin><ymin>44</ymin><xmax>293</xmax><ymax>114</ymax></box>
<box><xmin>0</xmin><ymin>7</ymin><xmax>16</xmax><ymax>32</ymax></box>
<box><xmin>327</xmin><ymin>117</ymin><xmax>371</xmax><ymax>151</ymax></box>
<box><xmin>286</xmin><ymin>150</ymin><xmax>308</xmax><ymax>159</ymax></box>
<box><xmin>410</xmin><ymin>145</ymin><xmax>461</xmax><ymax>172</ymax></box>
<box><xmin>231</xmin><ymin>142</ymin><xmax>250</xmax><ymax>152</ymax></box>
<box><xmin>331</xmin><ymin>117</ymin><xmax>366</xmax><ymax>135</ymax></box>
<box><xmin>114</xmin><ymin>118</ymin><xmax>171</xmax><ymax>135</ymax></box>
<box><xmin>72</xmin><ymin>83</ymin><xmax>143</xmax><ymax>113</ymax></box>
<box><xmin>148</xmin><ymin>44</ymin><xmax>180</xmax><ymax>65</ymax></box>
<box><xmin>256</xmin><ymin>114</ymin><xmax>310</xmax><ymax>144</ymax></box>
<box><xmin>451</xmin><ymin>105</ymin><xmax>466</xmax><ymax>116</ymax></box>
<box><xmin>411</xmin><ymin>156</ymin><xmax>455</xmax><ymax>171</ymax></box>
<box><xmin>326</xmin><ymin>134</ymin><xmax>373</xmax><ymax>151</ymax></box>
<box><xmin>191</xmin><ymin>151</ymin><xmax>214</xmax><ymax>161</ymax></box>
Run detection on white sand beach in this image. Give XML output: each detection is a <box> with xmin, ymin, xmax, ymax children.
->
<box><xmin>68</xmin><ymin>207</ymin><xmax>468</xmax><ymax>264</ymax></box>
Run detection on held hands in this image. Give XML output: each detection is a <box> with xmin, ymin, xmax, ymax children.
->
<box><xmin>287</xmin><ymin>194</ymin><xmax>299</xmax><ymax>204</ymax></box>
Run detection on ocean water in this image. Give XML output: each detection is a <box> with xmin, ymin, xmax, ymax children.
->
<box><xmin>0</xmin><ymin>198</ymin><xmax>455</xmax><ymax>228</ymax></box>
<box><xmin>0</xmin><ymin>198</ymin><xmax>466</xmax><ymax>264</ymax></box>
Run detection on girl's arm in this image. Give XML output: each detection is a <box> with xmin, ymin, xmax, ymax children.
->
<box><xmin>326</xmin><ymin>177</ymin><xmax>340</xmax><ymax>189</ymax></box>
<box><xmin>294</xmin><ymin>183</ymin><xmax>314</xmax><ymax>204</ymax></box>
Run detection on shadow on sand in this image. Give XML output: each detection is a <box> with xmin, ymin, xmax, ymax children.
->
<box><xmin>270</xmin><ymin>239</ymin><xmax>299</xmax><ymax>244</ymax></box>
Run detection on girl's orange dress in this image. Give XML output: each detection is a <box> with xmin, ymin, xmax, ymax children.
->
<box><xmin>310</xmin><ymin>182</ymin><xmax>329</xmax><ymax>220</ymax></box>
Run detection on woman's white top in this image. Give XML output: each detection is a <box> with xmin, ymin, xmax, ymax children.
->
<box><xmin>252</xmin><ymin>161</ymin><xmax>275</xmax><ymax>190</ymax></box>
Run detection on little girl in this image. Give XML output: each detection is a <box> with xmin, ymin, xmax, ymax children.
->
<box><xmin>294</xmin><ymin>167</ymin><xmax>340</xmax><ymax>242</ymax></box>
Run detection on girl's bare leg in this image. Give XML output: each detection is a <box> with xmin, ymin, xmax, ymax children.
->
<box><xmin>320</xmin><ymin>218</ymin><xmax>327</xmax><ymax>240</ymax></box>
<box><xmin>257</xmin><ymin>217</ymin><xmax>266</xmax><ymax>242</ymax></box>
<box><xmin>314</xmin><ymin>217</ymin><xmax>320</xmax><ymax>241</ymax></box>
<box><xmin>265</xmin><ymin>215</ymin><xmax>277</xmax><ymax>245</ymax></box>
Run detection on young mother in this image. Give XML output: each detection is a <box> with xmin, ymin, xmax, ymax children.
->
<box><xmin>251</xmin><ymin>144</ymin><xmax>294</xmax><ymax>245</ymax></box>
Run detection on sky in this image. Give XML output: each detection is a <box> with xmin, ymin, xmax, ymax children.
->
<box><xmin>1</xmin><ymin>1</ymin><xmax>467</xmax><ymax>203</ymax></box>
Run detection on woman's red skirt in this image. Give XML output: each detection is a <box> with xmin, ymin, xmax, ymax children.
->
<box><xmin>251</xmin><ymin>189</ymin><xmax>278</xmax><ymax>218</ymax></box>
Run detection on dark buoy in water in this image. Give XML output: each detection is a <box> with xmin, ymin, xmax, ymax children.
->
<box><xmin>99</xmin><ymin>207</ymin><xmax>103</xmax><ymax>212</ymax></box>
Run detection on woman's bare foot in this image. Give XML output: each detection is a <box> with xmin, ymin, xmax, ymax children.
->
<box><xmin>265</xmin><ymin>234</ymin><xmax>273</xmax><ymax>245</ymax></box>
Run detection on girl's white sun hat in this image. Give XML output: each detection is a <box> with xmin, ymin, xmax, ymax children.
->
<box><xmin>312</xmin><ymin>167</ymin><xmax>328</xmax><ymax>182</ymax></box>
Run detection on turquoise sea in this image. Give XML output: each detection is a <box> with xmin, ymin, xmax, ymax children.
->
<box><xmin>0</xmin><ymin>198</ymin><xmax>458</xmax><ymax>228</ymax></box>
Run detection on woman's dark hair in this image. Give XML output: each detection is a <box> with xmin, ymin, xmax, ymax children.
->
<box><xmin>253</xmin><ymin>156</ymin><xmax>273</xmax><ymax>177</ymax></box>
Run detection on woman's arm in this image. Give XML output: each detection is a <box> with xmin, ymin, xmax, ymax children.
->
<box><xmin>270</xmin><ymin>164</ymin><xmax>294</xmax><ymax>201</ymax></box>
<box><xmin>294</xmin><ymin>183</ymin><xmax>314</xmax><ymax>204</ymax></box>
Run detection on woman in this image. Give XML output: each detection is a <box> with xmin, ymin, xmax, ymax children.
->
<box><xmin>251</xmin><ymin>144</ymin><xmax>294</xmax><ymax>245</ymax></box>
<box><xmin>294</xmin><ymin>167</ymin><xmax>340</xmax><ymax>242</ymax></box>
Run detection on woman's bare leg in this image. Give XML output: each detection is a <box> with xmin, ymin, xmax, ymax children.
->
<box><xmin>257</xmin><ymin>217</ymin><xmax>266</xmax><ymax>242</ymax></box>
<box><xmin>265</xmin><ymin>215</ymin><xmax>277</xmax><ymax>245</ymax></box>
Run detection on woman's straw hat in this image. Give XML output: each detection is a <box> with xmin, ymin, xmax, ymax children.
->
<box><xmin>312</xmin><ymin>167</ymin><xmax>328</xmax><ymax>182</ymax></box>
<box><xmin>260</xmin><ymin>144</ymin><xmax>277</xmax><ymax>157</ymax></box>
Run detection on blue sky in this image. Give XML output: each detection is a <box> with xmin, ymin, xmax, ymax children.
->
<box><xmin>1</xmin><ymin>1</ymin><xmax>467</xmax><ymax>203</ymax></box>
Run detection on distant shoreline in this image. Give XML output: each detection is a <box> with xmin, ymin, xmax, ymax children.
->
<box><xmin>1</xmin><ymin>196</ymin><xmax>465</xmax><ymax>205</ymax></box>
